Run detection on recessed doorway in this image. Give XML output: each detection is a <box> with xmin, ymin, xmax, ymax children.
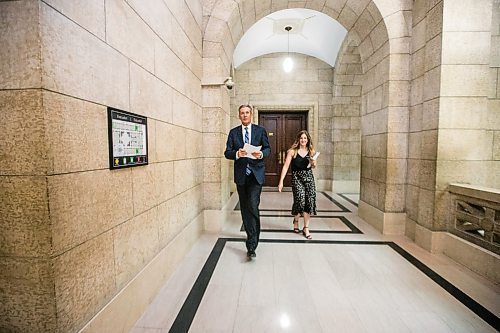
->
<box><xmin>259</xmin><ymin>111</ymin><xmax>307</xmax><ymax>187</ymax></box>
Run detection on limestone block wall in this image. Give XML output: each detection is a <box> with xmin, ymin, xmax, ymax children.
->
<box><xmin>230</xmin><ymin>53</ymin><xmax>334</xmax><ymax>185</ymax></box>
<box><xmin>435</xmin><ymin>0</ymin><xmax>500</xmax><ymax>235</ymax></box>
<box><xmin>406</xmin><ymin>0</ymin><xmax>500</xmax><ymax>249</ymax></box>
<box><xmin>202</xmin><ymin>86</ymin><xmax>231</xmax><ymax>209</ymax></box>
<box><xmin>202</xmin><ymin>1</ymin><xmax>234</xmax><ymax>209</ymax></box>
<box><xmin>333</xmin><ymin>39</ymin><xmax>363</xmax><ymax>193</ymax></box>
<box><xmin>358</xmin><ymin>10</ymin><xmax>410</xmax><ymax>214</ymax></box>
<box><xmin>1</xmin><ymin>1</ymin><xmax>204</xmax><ymax>332</ymax></box>
<box><xmin>0</xmin><ymin>2</ymin><xmax>56</xmax><ymax>332</ymax></box>
<box><xmin>490</xmin><ymin>0</ymin><xmax>500</xmax><ymax>171</ymax></box>
<box><xmin>406</xmin><ymin>0</ymin><xmax>444</xmax><ymax>235</ymax></box>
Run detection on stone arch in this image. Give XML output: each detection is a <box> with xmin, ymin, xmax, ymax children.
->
<box><xmin>203</xmin><ymin>0</ymin><xmax>410</xmax><ymax>77</ymax></box>
<box><xmin>202</xmin><ymin>0</ymin><xmax>412</xmax><ymax>233</ymax></box>
<box><xmin>332</xmin><ymin>37</ymin><xmax>363</xmax><ymax>193</ymax></box>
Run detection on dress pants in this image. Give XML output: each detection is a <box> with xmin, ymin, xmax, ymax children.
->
<box><xmin>236</xmin><ymin>174</ymin><xmax>262</xmax><ymax>252</ymax></box>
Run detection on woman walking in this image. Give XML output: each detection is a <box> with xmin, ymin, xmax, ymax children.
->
<box><xmin>278</xmin><ymin>130</ymin><xmax>317</xmax><ymax>239</ymax></box>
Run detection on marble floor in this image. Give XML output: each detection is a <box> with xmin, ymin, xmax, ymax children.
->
<box><xmin>131</xmin><ymin>190</ymin><xmax>500</xmax><ymax>333</ymax></box>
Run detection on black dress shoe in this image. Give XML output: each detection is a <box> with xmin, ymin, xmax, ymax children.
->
<box><xmin>247</xmin><ymin>250</ymin><xmax>256</xmax><ymax>258</ymax></box>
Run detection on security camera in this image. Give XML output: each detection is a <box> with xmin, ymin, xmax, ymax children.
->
<box><xmin>224</xmin><ymin>77</ymin><xmax>234</xmax><ymax>90</ymax></box>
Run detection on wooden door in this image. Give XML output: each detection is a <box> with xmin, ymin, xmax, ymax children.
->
<box><xmin>259</xmin><ymin>112</ymin><xmax>307</xmax><ymax>187</ymax></box>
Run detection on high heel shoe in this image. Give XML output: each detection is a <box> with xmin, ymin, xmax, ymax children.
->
<box><xmin>293</xmin><ymin>218</ymin><xmax>300</xmax><ymax>233</ymax></box>
<box><xmin>302</xmin><ymin>227</ymin><xmax>312</xmax><ymax>239</ymax></box>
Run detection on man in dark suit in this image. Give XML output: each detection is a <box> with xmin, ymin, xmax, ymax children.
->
<box><xmin>224</xmin><ymin>104</ymin><xmax>270</xmax><ymax>259</ymax></box>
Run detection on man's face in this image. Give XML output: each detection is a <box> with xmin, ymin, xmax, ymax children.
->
<box><xmin>239</xmin><ymin>106</ymin><xmax>252</xmax><ymax>126</ymax></box>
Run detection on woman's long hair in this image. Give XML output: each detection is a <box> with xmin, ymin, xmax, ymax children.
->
<box><xmin>289</xmin><ymin>130</ymin><xmax>315</xmax><ymax>158</ymax></box>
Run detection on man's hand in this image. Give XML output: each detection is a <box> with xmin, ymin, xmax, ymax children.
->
<box><xmin>278</xmin><ymin>181</ymin><xmax>283</xmax><ymax>192</ymax></box>
<box><xmin>251</xmin><ymin>151</ymin><xmax>262</xmax><ymax>159</ymax></box>
<box><xmin>238</xmin><ymin>148</ymin><xmax>247</xmax><ymax>158</ymax></box>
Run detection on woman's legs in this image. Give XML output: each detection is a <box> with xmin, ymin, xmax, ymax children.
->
<box><xmin>293</xmin><ymin>214</ymin><xmax>300</xmax><ymax>232</ymax></box>
<box><xmin>291</xmin><ymin>171</ymin><xmax>306</xmax><ymax>232</ymax></box>
<box><xmin>302</xmin><ymin>212</ymin><xmax>312</xmax><ymax>239</ymax></box>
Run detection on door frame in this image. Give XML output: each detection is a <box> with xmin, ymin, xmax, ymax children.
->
<box><xmin>252</xmin><ymin>103</ymin><xmax>319</xmax><ymax>152</ymax></box>
<box><xmin>259</xmin><ymin>112</ymin><xmax>308</xmax><ymax>187</ymax></box>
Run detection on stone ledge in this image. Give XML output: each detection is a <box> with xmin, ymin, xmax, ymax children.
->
<box><xmin>448</xmin><ymin>183</ymin><xmax>500</xmax><ymax>203</ymax></box>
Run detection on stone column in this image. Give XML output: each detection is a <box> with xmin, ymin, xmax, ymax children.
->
<box><xmin>201</xmin><ymin>35</ymin><xmax>233</xmax><ymax>229</ymax></box>
<box><xmin>0</xmin><ymin>2</ymin><xmax>57</xmax><ymax>332</ymax></box>
<box><xmin>333</xmin><ymin>39</ymin><xmax>363</xmax><ymax>193</ymax></box>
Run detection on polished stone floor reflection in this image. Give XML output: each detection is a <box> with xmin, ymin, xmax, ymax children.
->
<box><xmin>131</xmin><ymin>191</ymin><xmax>500</xmax><ymax>333</ymax></box>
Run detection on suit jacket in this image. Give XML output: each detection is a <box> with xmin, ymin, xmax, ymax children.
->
<box><xmin>224</xmin><ymin>124</ymin><xmax>271</xmax><ymax>185</ymax></box>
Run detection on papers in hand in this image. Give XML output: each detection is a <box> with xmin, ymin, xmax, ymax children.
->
<box><xmin>243</xmin><ymin>143</ymin><xmax>262</xmax><ymax>159</ymax></box>
<box><xmin>307</xmin><ymin>152</ymin><xmax>320</xmax><ymax>168</ymax></box>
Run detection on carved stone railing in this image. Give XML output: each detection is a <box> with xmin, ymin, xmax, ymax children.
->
<box><xmin>448</xmin><ymin>184</ymin><xmax>500</xmax><ymax>255</ymax></box>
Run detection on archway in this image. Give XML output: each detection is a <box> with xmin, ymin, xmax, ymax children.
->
<box><xmin>202</xmin><ymin>0</ymin><xmax>412</xmax><ymax>234</ymax></box>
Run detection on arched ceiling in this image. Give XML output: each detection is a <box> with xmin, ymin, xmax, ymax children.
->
<box><xmin>233</xmin><ymin>8</ymin><xmax>347</xmax><ymax>68</ymax></box>
<box><xmin>203</xmin><ymin>0</ymin><xmax>410</xmax><ymax>85</ymax></box>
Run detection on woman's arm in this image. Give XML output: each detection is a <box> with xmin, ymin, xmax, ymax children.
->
<box><xmin>278</xmin><ymin>150</ymin><xmax>294</xmax><ymax>192</ymax></box>
<box><xmin>309</xmin><ymin>149</ymin><xmax>317</xmax><ymax>169</ymax></box>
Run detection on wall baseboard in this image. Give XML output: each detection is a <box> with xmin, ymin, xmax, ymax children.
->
<box><xmin>79</xmin><ymin>214</ymin><xmax>204</xmax><ymax>333</ymax></box>
<box><xmin>332</xmin><ymin>180</ymin><xmax>360</xmax><ymax>193</ymax></box>
<box><xmin>414</xmin><ymin>225</ymin><xmax>500</xmax><ymax>283</ymax></box>
<box><xmin>358</xmin><ymin>200</ymin><xmax>405</xmax><ymax>235</ymax></box>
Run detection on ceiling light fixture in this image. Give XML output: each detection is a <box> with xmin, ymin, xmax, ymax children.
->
<box><xmin>283</xmin><ymin>25</ymin><xmax>293</xmax><ymax>73</ymax></box>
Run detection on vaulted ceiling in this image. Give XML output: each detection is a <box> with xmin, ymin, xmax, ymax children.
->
<box><xmin>233</xmin><ymin>8</ymin><xmax>347</xmax><ymax>68</ymax></box>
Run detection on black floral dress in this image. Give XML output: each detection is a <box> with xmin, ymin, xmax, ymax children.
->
<box><xmin>291</xmin><ymin>153</ymin><xmax>317</xmax><ymax>216</ymax></box>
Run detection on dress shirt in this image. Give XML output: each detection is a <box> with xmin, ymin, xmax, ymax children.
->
<box><xmin>236</xmin><ymin>124</ymin><xmax>262</xmax><ymax>159</ymax></box>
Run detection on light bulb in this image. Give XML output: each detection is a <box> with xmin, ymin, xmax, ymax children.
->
<box><xmin>283</xmin><ymin>56</ymin><xmax>293</xmax><ymax>73</ymax></box>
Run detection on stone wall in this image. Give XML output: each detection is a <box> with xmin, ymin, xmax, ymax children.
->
<box><xmin>333</xmin><ymin>39</ymin><xmax>363</xmax><ymax>193</ymax></box>
<box><xmin>406</xmin><ymin>0</ymin><xmax>444</xmax><ymax>238</ymax></box>
<box><xmin>436</xmin><ymin>0</ymin><xmax>500</xmax><ymax>228</ymax></box>
<box><xmin>201</xmin><ymin>0</ymin><xmax>234</xmax><ymax>210</ymax></box>
<box><xmin>357</xmin><ymin>5</ymin><xmax>410</xmax><ymax>220</ymax></box>
<box><xmin>406</xmin><ymin>0</ymin><xmax>500</xmax><ymax>252</ymax></box>
<box><xmin>491</xmin><ymin>0</ymin><xmax>500</xmax><ymax>171</ymax></box>
<box><xmin>230</xmin><ymin>53</ymin><xmax>334</xmax><ymax>188</ymax></box>
<box><xmin>0</xmin><ymin>1</ymin><xmax>204</xmax><ymax>332</ymax></box>
<box><xmin>1</xmin><ymin>2</ymin><xmax>55</xmax><ymax>332</ymax></box>
<box><xmin>202</xmin><ymin>85</ymin><xmax>231</xmax><ymax>210</ymax></box>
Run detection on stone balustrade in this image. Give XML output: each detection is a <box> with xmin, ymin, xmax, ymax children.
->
<box><xmin>448</xmin><ymin>183</ymin><xmax>500</xmax><ymax>255</ymax></box>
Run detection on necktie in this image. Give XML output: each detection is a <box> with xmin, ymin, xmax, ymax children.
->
<box><xmin>244</xmin><ymin>127</ymin><xmax>251</xmax><ymax>176</ymax></box>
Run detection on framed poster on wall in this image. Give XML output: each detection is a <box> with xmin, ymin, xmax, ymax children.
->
<box><xmin>108</xmin><ymin>107</ymin><xmax>148</xmax><ymax>169</ymax></box>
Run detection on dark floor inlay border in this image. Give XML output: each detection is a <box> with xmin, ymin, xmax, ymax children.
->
<box><xmin>239</xmin><ymin>215</ymin><xmax>362</xmax><ymax>234</ymax></box>
<box><xmin>234</xmin><ymin>192</ymin><xmax>350</xmax><ymax>213</ymax></box>
<box><xmin>168</xmin><ymin>238</ymin><xmax>226</xmax><ymax>333</ymax></box>
<box><xmin>320</xmin><ymin>192</ymin><xmax>350</xmax><ymax>212</ymax></box>
<box><xmin>262</xmin><ymin>187</ymin><xmax>292</xmax><ymax>192</ymax></box>
<box><xmin>169</xmin><ymin>239</ymin><xmax>500</xmax><ymax>333</ymax></box>
<box><xmin>337</xmin><ymin>193</ymin><xmax>359</xmax><ymax>207</ymax></box>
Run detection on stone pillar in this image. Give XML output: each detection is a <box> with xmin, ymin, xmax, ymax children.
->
<box><xmin>202</xmin><ymin>84</ymin><xmax>231</xmax><ymax>231</ymax></box>
<box><xmin>0</xmin><ymin>2</ymin><xmax>57</xmax><ymax>332</ymax></box>
<box><xmin>201</xmin><ymin>33</ymin><xmax>233</xmax><ymax>229</ymax></box>
<box><xmin>357</xmin><ymin>5</ymin><xmax>411</xmax><ymax>235</ymax></box>
<box><xmin>333</xmin><ymin>40</ymin><xmax>363</xmax><ymax>193</ymax></box>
